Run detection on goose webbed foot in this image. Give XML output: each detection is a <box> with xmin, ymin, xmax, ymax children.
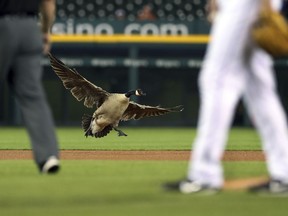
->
<box><xmin>114</xmin><ymin>127</ymin><xmax>127</xmax><ymax>136</ymax></box>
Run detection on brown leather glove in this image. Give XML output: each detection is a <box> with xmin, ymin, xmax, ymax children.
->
<box><xmin>252</xmin><ymin>0</ymin><xmax>288</xmax><ymax>57</ymax></box>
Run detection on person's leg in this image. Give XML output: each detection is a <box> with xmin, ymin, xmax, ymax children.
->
<box><xmin>0</xmin><ymin>18</ymin><xmax>15</xmax><ymax>103</ymax></box>
<box><xmin>11</xmin><ymin>18</ymin><xmax>59</xmax><ymax>169</ymax></box>
<box><xmin>187</xmin><ymin>0</ymin><xmax>261</xmax><ymax>188</ymax></box>
<box><xmin>244</xmin><ymin>48</ymin><xmax>288</xmax><ymax>183</ymax></box>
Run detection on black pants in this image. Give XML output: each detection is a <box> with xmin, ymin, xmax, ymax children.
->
<box><xmin>0</xmin><ymin>16</ymin><xmax>59</xmax><ymax>168</ymax></box>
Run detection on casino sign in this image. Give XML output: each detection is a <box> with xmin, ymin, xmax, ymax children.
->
<box><xmin>52</xmin><ymin>19</ymin><xmax>210</xmax><ymax>35</ymax></box>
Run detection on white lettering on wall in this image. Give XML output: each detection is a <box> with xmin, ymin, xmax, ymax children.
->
<box><xmin>94</xmin><ymin>23</ymin><xmax>114</xmax><ymax>35</ymax></box>
<box><xmin>52</xmin><ymin>20</ymin><xmax>189</xmax><ymax>35</ymax></box>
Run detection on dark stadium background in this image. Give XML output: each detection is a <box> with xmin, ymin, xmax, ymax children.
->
<box><xmin>1</xmin><ymin>0</ymin><xmax>288</xmax><ymax>127</ymax></box>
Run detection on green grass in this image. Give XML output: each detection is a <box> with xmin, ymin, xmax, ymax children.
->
<box><xmin>0</xmin><ymin>127</ymin><xmax>261</xmax><ymax>150</ymax></box>
<box><xmin>0</xmin><ymin>160</ymin><xmax>284</xmax><ymax>216</ymax></box>
<box><xmin>0</xmin><ymin>127</ymin><xmax>279</xmax><ymax>216</ymax></box>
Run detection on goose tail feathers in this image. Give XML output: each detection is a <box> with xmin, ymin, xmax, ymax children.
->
<box><xmin>82</xmin><ymin>114</ymin><xmax>93</xmax><ymax>137</ymax></box>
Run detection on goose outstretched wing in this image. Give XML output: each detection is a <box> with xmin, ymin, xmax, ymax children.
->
<box><xmin>121</xmin><ymin>102</ymin><xmax>183</xmax><ymax>121</ymax></box>
<box><xmin>48</xmin><ymin>53</ymin><xmax>109</xmax><ymax>108</ymax></box>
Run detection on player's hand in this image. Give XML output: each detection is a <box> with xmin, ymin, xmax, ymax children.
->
<box><xmin>206</xmin><ymin>0</ymin><xmax>218</xmax><ymax>23</ymax></box>
<box><xmin>42</xmin><ymin>33</ymin><xmax>51</xmax><ymax>55</ymax></box>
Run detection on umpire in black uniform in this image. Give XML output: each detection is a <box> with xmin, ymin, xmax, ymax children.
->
<box><xmin>0</xmin><ymin>0</ymin><xmax>60</xmax><ymax>173</ymax></box>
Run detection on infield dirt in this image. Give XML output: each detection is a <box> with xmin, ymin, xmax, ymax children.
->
<box><xmin>0</xmin><ymin>150</ymin><xmax>268</xmax><ymax>190</ymax></box>
<box><xmin>0</xmin><ymin>150</ymin><xmax>264</xmax><ymax>161</ymax></box>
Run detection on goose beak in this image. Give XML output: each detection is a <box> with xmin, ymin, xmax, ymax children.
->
<box><xmin>136</xmin><ymin>89</ymin><xmax>146</xmax><ymax>96</ymax></box>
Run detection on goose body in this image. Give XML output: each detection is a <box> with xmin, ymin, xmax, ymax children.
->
<box><xmin>48</xmin><ymin>53</ymin><xmax>183</xmax><ymax>138</ymax></box>
<box><xmin>91</xmin><ymin>94</ymin><xmax>130</xmax><ymax>135</ymax></box>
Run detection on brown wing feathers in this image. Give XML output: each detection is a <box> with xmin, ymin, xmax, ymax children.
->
<box><xmin>122</xmin><ymin>102</ymin><xmax>183</xmax><ymax>121</ymax></box>
<box><xmin>48</xmin><ymin>53</ymin><xmax>108</xmax><ymax>108</ymax></box>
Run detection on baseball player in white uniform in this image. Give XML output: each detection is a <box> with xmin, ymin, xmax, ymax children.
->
<box><xmin>165</xmin><ymin>0</ymin><xmax>288</xmax><ymax>195</ymax></box>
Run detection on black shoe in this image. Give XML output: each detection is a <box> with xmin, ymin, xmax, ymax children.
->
<box><xmin>249</xmin><ymin>179</ymin><xmax>288</xmax><ymax>196</ymax></box>
<box><xmin>40</xmin><ymin>156</ymin><xmax>60</xmax><ymax>174</ymax></box>
<box><xmin>163</xmin><ymin>179</ymin><xmax>220</xmax><ymax>195</ymax></box>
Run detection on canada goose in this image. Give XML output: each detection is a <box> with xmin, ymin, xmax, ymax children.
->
<box><xmin>48</xmin><ymin>53</ymin><xmax>183</xmax><ymax>138</ymax></box>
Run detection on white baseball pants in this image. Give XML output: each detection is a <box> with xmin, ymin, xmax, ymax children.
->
<box><xmin>187</xmin><ymin>0</ymin><xmax>288</xmax><ymax>187</ymax></box>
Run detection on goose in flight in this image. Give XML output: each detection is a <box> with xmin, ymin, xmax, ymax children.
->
<box><xmin>48</xmin><ymin>53</ymin><xmax>183</xmax><ymax>138</ymax></box>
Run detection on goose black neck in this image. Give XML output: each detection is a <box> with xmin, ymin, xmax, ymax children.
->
<box><xmin>125</xmin><ymin>90</ymin><xmax>135</xmax><ymax>98</ymax></box>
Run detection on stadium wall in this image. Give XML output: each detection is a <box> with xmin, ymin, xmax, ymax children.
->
<box><xmin>1</xmin><ymin>20</ymin><xmax>288</xmax><ymax>127</ymax></box>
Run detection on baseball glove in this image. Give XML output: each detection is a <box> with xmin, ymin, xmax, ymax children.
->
<box><xmin>252</xmin><ymin>2</ymin><xmax>288</xmax><ymax>57</ymax></box>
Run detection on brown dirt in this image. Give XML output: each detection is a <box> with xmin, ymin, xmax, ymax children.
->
<box><xmin>0</xmin><ymin>150</ymin><xmax>265</xmax><ymax>161</ymax></box>
<box><xmin>224</xmin><ymin>176</ymin><xmax>268</xmax><ymax>190</ymax></box>
<box><xmin>0</xmin><ymin>150</ymin><xmax>267</xmax><ymax>190</ymax></box>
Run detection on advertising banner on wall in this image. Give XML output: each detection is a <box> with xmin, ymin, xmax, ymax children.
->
<box><xmin>52</xmin><ymin>19</ymin><xmax>210</xmax><ymax>35</ymax></box>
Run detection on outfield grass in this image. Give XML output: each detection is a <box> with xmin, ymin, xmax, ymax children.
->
<box><xmin>0</xmin><ymin>127</ymin><xmax>282</xmax><ymax>216</ymax></box>
<box><xmin>0</xmin><ymin>127</ymin><xmax>261</xmax><ymax>150</ymax></box>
